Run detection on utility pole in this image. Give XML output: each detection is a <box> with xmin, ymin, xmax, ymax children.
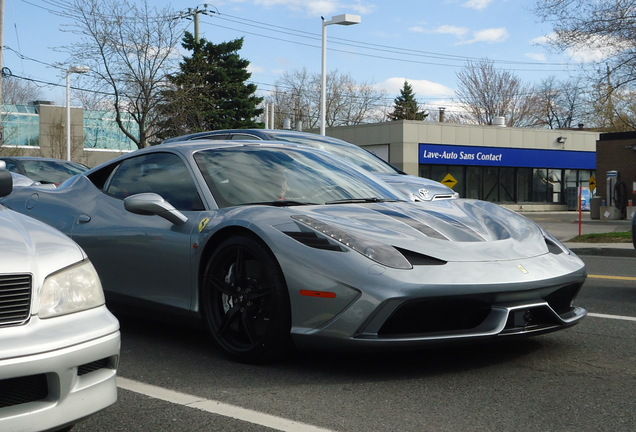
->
<box><xmin>178</xmin><ymin>4</ymin><xmax>219</xmax><ymax>43</ymax></box>
<box><xmin>606</xmin><ymin>64</ymin><xmax>615</xmax><ymax>130</ymax></box>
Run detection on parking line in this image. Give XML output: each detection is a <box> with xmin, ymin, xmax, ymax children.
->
<box><xmin>588</xmin><ymin>274</ymin><xmax>636</xmax><ymax>281</ymax></box>
<box><xmin>588</xmin><ymin>312</ymin><xmax>636</xmax><ymax>322</ymax></box>
<box><xmin>117</xmin><ymin>377</ymin><xmax>335</xmax><ymax>432</ymax></box>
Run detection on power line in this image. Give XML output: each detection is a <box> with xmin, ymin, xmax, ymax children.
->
<box><xmin>216</xmin><ymin>12</ymin><xmax>579</xmax><ymax>69</ymax></box>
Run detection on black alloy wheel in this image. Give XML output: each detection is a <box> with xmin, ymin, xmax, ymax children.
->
<box><xmin>202</xmin><ymin>235</ymin><xmax>292</xmax><ymax>363</ymax></box>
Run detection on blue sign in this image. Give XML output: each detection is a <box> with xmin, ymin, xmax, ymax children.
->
<box><xmin>419</xmin><ymin>143</ymin><xmax>596</xmax><ymax>169</ymax></box>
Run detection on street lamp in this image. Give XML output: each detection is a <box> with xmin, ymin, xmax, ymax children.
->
<box><xmin>320</xmin><ymin>14</ymin><xmax>361</xmax><ymax>135</ymax></box>
<box><xmin>66</xmin><ymin>66</ymin><xmax>90</xmax><ymax>161</ymax></box>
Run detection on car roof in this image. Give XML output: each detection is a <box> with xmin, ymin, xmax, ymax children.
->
<box><xmin>163</xmin><ymin>129</ymin><xmax>352</xmax><ymax>146</ymax></box>
<box><xmin>85</xmin><ymin>140</ymin><xmax>309</xmax><ymax>172</ymax></box>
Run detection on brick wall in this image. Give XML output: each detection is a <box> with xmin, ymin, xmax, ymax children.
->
<box><xmin>596</xmin><ymin>133</ymin><xmax>636</xmax><ymax>206</ymax></box>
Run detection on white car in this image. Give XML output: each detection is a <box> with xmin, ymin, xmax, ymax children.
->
<box><xmin>0</xmin><ymin>169</ymin><xmax>120</xmax><ymax>432</ymax></box>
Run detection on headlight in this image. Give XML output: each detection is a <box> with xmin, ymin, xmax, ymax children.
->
<box><xmin>291</xmin><ymin>215</ymin><xmax>412</xmax><ymax>269</ymax></box>
<box><xmin>39</xmin><ymin>260</ymin><xmax>106</xmax><ymax>319</ymax></box>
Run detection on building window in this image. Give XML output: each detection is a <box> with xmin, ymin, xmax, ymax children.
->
<box><xmin>1</xmin><ymin>105</ymin><xmax>40</xmax><ymax>147</ymax></box>
<box><xmin>517</xmin><ymin>168</ymin><xmax>532</xmax><ymax>202</ymax></box>
<box><xmin>420</xmin><ymin>163</ymin><xmax>593</xmax><ymax>205</ymax></box>
<box><xmin>465</xmin><ymin>166</ymin><xmax>481</xmax><ymax>199</ymax></box>
<box><xmin>83</xmin><ymin>110</ymin><xmax>137</xmax><ymax>151</ymax></box>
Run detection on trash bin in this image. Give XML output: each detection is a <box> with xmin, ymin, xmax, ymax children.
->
<box><xmin>590</xmin><ymin>196</ymin><xmax>602</xmax><ymax>220</ymax></box>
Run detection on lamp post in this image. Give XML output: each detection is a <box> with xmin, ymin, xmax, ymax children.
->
<box><xmin>66</xmin><ymin>66</ymin><xmax>90</xmax><ymax>161</ymax></box>
<box><xmin>320</xmin><ymin>14</ymin><xmax>361</xmax><ymax>135</ymax></box>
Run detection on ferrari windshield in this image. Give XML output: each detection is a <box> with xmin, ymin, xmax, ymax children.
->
<box><xmin>264</xmin><ymin>131</ymin><xmax>399</xmax><ymax>175</ymax></box>
<box><xmin>193</xmin><ymin>146</ymin><xmax>404</xmax><ymax>208</ymax></box>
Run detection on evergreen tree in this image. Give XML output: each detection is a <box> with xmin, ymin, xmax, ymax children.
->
<box><xmin>388</xmin><ymin>81</ymin><xmax>427</xmax><ymax>121</ymax></box>
<box><xmin>160</xmin><ymin>33</ymin><xmax>263</xmax><ymax>139</ymax></box>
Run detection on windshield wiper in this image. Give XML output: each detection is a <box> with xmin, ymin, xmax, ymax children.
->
<box><xmin>245</xmin><ymin>200</ymin><xmax>318</xmax><ymax>207</ymax></box>
<box><xmin>325</xmin><ymin>197</ymin><xmax>395</xmax><ymax>205</ymax></box>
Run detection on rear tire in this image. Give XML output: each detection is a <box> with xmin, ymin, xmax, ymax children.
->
<box><xmin>202</xmin><ymin>235</ymin><xmax>292</xmax><ymax>363</ymax></box>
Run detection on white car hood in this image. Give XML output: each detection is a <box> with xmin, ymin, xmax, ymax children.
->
<box><xmin>376</xmin><ymin>173</ymin><xmax>458</xmax><ymax>201</ymax></box>
<box><xmin>0</xmin><ymin>206</ymin><xmax>85</xmax><ymax>276</ymax></box>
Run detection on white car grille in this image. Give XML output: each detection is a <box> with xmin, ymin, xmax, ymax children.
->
<box><xmin>0</xmin><ymin>274</ymin><xmax>32</xmax><ymax>327</ymax></box>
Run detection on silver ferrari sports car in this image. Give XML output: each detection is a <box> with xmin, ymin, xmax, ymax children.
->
<box><xmin>1</xmin><ymin>141</ymin><xmax>587</xmax><ymax>363</ymax></box>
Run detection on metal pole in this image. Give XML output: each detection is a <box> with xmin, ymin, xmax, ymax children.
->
<box><xmin>194</xmin><ymin>10</ymin><xmax>200</xmax><ymax>42</ymax></box>
<box><xmin>270</xmin><ymin>103</ymin><xmax>275</xmax><ymax>129</ymax></box>
<box><xmin>0</xmin><ymin>0</ymin><xmax>5</xmax><ymax>108</ymax></box>
<box><xmin>320</xmin><ymin>18</ymin><xmax>327</xmax><ymax>136</ymax></box>
<box><xmin>66</xmin><ymin>72</ymin><xmax>71</xmax><ymax>161</ymax></box>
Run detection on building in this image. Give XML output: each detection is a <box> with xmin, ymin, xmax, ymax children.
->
<box><xmin>327</xmin><ymin>120</ymin><xmax>599</xmax><ymax>210</ymax></box>
<box><xmin>594</xmin><ymin>131</ymin><xmax>636</xmax><ymax>218</ymax></box>
<box><xmin>1</xmin><ymin>102</ymin><xmax>136</xmax><ymax>167</ymax></box>
<box><xmin>2</xmin><ymin>104</ymin><xmax>613</xmax><ymax>210</ymax></box>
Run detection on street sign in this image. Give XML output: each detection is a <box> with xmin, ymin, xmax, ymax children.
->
<box><xmin>441</xmin><ymin>173</ymin><xmax>457</xmax><ymax>189</ymax></box>
<box><xmin>589</xmin><ymin>175</ymin><xmax>596</xmax><ymax>193</ymax></box>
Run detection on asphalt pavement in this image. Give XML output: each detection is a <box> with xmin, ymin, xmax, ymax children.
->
<box><xmin>520</xmin><ymin>210</ymin><xmax>635</xmax><ymax>257</ymax></box>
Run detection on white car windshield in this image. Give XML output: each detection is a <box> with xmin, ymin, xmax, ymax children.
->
<box><xmin>265</xmin><ymin>131</ymin><xmax>399</xmax><ymax>175</ymax></box>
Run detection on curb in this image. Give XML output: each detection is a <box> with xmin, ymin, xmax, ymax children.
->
<box><xmin>567</xmin><ymin>247</ymin><xmax>636</xmax><ymax>258</ymax></box>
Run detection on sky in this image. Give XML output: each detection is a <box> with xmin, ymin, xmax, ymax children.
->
<box><xmin>2</xmin><ymin>0</ymin><xmax>603</xmax><ymax>110</ymax></box>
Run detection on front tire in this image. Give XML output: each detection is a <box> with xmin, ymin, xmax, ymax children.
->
<box><xmin>202</xmin><ymin>235</ymin><xmax>292</xmax><ymax>363</ymax></box>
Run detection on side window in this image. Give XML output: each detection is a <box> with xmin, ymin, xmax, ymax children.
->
<box><xmin>230</xmin><ymin>134</ymin><xmax>261</xmax><ymax>140</ymax></box>
<box><xmin>106</xmin><ymin>153</ymin><xmax>204</xmax><ymax>211</ymax></box>
<box><xmin>193</xmin><ymin>134</ymin><xmax>228</xmax><ymax>140</ymax></box>
<box><xmin>2</xmin><ymin>160</ymin><xmax>19</xmax><ymax>172</ymax></box>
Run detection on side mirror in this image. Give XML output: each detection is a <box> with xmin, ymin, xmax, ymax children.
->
<box><xmin>124</xmin><ymin>193</ymin><xmax>188</xmax><ymax>225</ymax></box>
<box><xmin>0</xmin><ymin>170</ymin><xmax>13</xmax><ymax>198</ymax></box>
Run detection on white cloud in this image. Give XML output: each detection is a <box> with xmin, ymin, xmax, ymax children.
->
<box><xmin>462</xmin><ymin>0</ymin><xmax>495</xmax><ymax>10</ymax></box>
<box><xmin>375</xmin><ymin>77</ymin><xmax>455</xmax><ymax>97</ymax></box>
<box><xmin>434</xmin><ymin>25</ymin><xmax>470</xmax><ymax>38</ymax></box>
<box><xmin>252</xmin><ymin>0</ymin><xmax>375</xmax><ymax>16</ymax></box>
<box><xmin>408</xmin><ymin>26</ymin><xmax>426</xmax><ymax>34</ymax></box>
<box><xmin>247</xmin><ymin>64</ymin><xmax>265</xmax><ymax>74</ymax></box>
<box><xmin>525</xmin><ymin>52</ymin><xmax>547</xmax><ymax>62</ymax></box>
<box><xmin>565</xmin><ymin>46</ymin><xmax>614</xmax><ymax>63</ymax></box>
<box><xmin>409</xmin><ymin>25</ymin><xmax>470</xmax><ymax>39</ymax></box>
<box><xmin>458</xmin><ymin>27</ymin><xmax>509</xmax><ymax>45</ymax></box>
<box><xmin>533</xmin><ymin>32</ymin><xmax>625</xmax><ymax>63</ymax></box>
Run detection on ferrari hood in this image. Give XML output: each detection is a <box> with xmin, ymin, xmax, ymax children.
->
<box><xmin>285</xmin><ymin>199</ymin><xmax>561</xmax><ymax>262</ymax></box>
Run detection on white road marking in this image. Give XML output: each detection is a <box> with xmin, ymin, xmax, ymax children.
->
<box><xmin>117</xmin><ymin>377</ymin><xmax>336</xmax><ymax>432</ymax></box>
<box><xmin>588</xmin><ymin>312</ymin><xmax>636</xmax><ymax>322</ymax></box>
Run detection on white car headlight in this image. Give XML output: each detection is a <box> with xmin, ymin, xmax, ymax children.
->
<box><xmin>39</xmin><ymin>260</ymin><xmax>106</xmax><ymax>319</ymax></box>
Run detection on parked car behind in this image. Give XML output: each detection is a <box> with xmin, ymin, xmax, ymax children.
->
<box><xmin>0</xmin><ymin>157</ymin><xmax>88</xmax><ymax>186</ymax></box>
<box><xmin>0</xmin><ymin>168</ymin><xmax>120</xmax><ymax>431</ymax></box>
<box><xmin>163</xmin><ymin>129</ymin><xmax>459</xmax><ymax>202</ymax></box>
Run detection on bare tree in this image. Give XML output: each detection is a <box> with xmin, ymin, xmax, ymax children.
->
<box><xmin>42</xmin><ymin>121</ymin><xmax>88</xmax><ymax>165</ymax></box>
<box><xmin>63</xmin><ymin>0</ymin><xmax>186</xmax><ymax>148</ymax></box>
<box><xmin>455</xmin><ymin>59</ymin><xmax>537</xmax><ymax>126</ymax></box>
<box><xmin>534</xmin><ymin>0</ymin><xmax>636</xmax><ymax>88</ymax></box>
<box><xmin>534</xmin><ymin>0</ymin><xmax>636</xmax><ymax>129</ymax></box>
<box><xmin>2</xmin><ymin>75</ymin><xmax>42</xmax><ymax>105</ymax></box>
<box><xmin>533</xmin><ymin>76</ymin><xmax>587</xmax><ymax>129</ymax></box>
<box><xmin>267</xmin><ymin>68</ymin><xmax>386</xmax><ymax>129</ymax></box>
